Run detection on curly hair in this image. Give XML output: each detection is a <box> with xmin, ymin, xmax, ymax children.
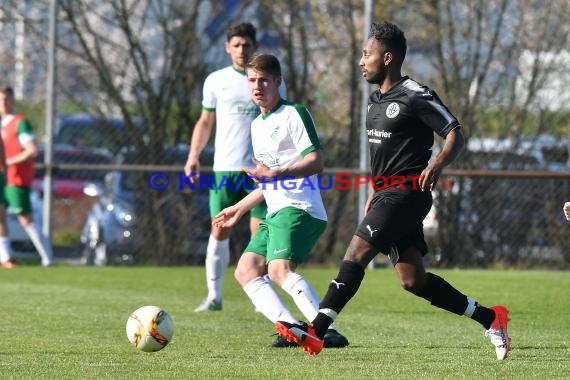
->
<box><xmin>369</xmin><ymin>21</ymin><xmax>407</xmax><ymax>63</ymax></box>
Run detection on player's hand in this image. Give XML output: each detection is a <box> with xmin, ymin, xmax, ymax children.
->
<box><xmin>212</xmin><ymin>206</ymin><xmax>243</xmax><ymax>229</ymax></box>
<box><xmin>364</xmin><ymin>196</ymin><xmax>373</xmax><ymax>215</ymax></box>
<box><xmin>419</xmin><ymin>164</ymin><xmax>442</xmax><ymax>192</ymax></box>
<box><xmin>563</xmin><ymin>202</ymin><xmax>570</xmax><ymax>221</ymax></box>
<box><xmin>184</xmin><ymin>158</ymin><xmax>200</xmax><ymax>184</ymax></box>
<box><xmin>243</xmin><ymin>158</ymin><xmax>276</xmax><ymax>183</ymax></box>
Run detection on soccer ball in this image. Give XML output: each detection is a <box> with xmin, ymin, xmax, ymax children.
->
<box><xmin>126</xmin><ymin>305</ymin><xmax>174</xmax><ymax>352</ymax></box>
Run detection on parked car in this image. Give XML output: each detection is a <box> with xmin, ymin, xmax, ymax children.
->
<box><xmin>80</xmin><ymin>145</ymin><xmax>214</xmax><ymax>266</ymax></box>
<box><xmin>54</xmin><ymin>113</ymin><xmax>144</xmax><ymax>155</ymax></box>
<box><xmin>9</xmin><ymin>144</ymin><xmax>113</xmax><ymax>253</ymax></box>
<box><xmin>33</xmin><ymin>144</ymin><xmax>114</xmax><ymax>198</ymax></box>
<box><xmin>466</xmin><ymin>135</ymin><xmax>570</xmax><ymax>172</ymax></box>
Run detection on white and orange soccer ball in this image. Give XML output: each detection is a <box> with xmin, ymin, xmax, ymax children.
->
<box><xmin>126</xmin><ymin>305</ymin><xmax>174</xmax><ymax>352</ymax></box>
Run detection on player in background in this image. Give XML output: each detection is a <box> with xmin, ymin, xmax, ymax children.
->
<box><xmin>0</xmin><ymin>130</ymin><xmax>15</xmax><ymax>268</ymax></box>
<box><xmin>213</xmin><ymin>53</ymin><xmax>348</xmax><ymax>349</ymax></box>
<box><xmin>184</xmin><ymin>23</ymin><xmax>285</xmax><ymax>314</ymax></box>
<box><xmin>0</xmin><ymin>86</ymin><xmax>55</xmax><ymax>267</ymax></box>
<box><xmin>275</xmin><ymin>21</ymin><xmax>511</xmax><ymax>359</ymax></box>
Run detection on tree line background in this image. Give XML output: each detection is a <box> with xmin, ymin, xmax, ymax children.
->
<box><xmin>0</xmin><ymin>0</ymin><xmax>569</xmax><ymax>267</ymax></box>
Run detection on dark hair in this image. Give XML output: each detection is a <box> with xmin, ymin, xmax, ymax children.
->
<box><xmin>227</xmin><ymin>22</ymin><xmax>257</xmax><ymax>44</ymax></box>
<box><xmin>0</xmin><ymin>86</ymin><xmax>14</xmax><ymax>97</ymax></box>
<box><xmin>369</xmin><ymin>21</ymin><xmax>407</xmax><ymax>63</ymax></box>
<box><xmin>246</xmin><ymin>54</ymin><xmax>281</xmax><ymax>77</ymax></box>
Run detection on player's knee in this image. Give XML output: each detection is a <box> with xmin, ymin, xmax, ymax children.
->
<box><xmin>234</xmin><ymin>266</ymin><xmax>248</xmax><ymax>286</ymax></box>
<box><xmin>266</xmin><ymin>267</ymin><xmax>290</xmax><ymax>286</ymax></box>
<box><xmin>399</xmin><ymin>277</ymin><xmax>423</xmax><ymax>294</ymax></box>
<box><xmin>344</xmin><ymin>236</ymin><xmax>377</xmax><ymax>265</ymax></box>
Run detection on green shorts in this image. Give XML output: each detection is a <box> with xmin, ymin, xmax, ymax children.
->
<box><xmin>5</xmin><ymin>185</ymin><xmax>33</xmax><ymax>215</ymax></box>
<box><xmin>245</xmin><ymin>206</ymin><xmax>327</xmax><ymax>264</ymax></box>
<box><xmin>0</xmin><ymin>175</ymin><xmax>7</xmax><ymax>206</ymax></box>
<box><xmin>208</xmin><ymin>171</ymin><xmax>267</xmax><ymax>219</ymax></box>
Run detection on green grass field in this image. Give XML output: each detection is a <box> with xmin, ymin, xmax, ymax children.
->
<box><xmin>1</xmin><ymin>266</ymin><xmax>569</xmax><ymax>379</ymax></box>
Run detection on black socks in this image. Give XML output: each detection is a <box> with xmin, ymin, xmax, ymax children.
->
<box><xmin>416</xmin><ymin>273</ymin><xmax>469</xmax><ymax>315</ymax></box>
<box><xmin>312</xmin><ymin>260</ymin><xmax>365</xmax><ymax>338</ymax></box>
<box><xmin>416</xmin><ymin>272</ymin><xmax>495</xmax><ymax>329</ymax></box>
<box><xmin>312</xmin><ymin>267</ymin><xmax>497</xmax><ymax>339</ymax></box>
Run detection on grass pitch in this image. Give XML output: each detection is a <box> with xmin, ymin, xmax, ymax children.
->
<box><xmin>1</xmin><ymin>265</ymin><xmax>569</xmax><ymax>379</ymax></box>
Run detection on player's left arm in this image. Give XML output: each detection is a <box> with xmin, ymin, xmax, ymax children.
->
<box><xmin>364</xmin><ymin>184</ymin><xmax>375</xmax><ymax>215</ymax></box>
<box><xmin>413</xmin><ymin>89</ymin><xmax>464</xmax><ymax>191</ymax></box>
<box><xmin>419</xmin><ymin>128</ymin><xmax>464</xmax><ymax>191</ymax></box>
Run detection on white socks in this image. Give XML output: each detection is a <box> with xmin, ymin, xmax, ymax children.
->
<box><xmin>205</xmin><ymin>235</ymin><xmax>229</xmax><ymax>302</ymax></box>
<box><xmin>24</xmin><ymin>224</ymin><xmax>55</xmax><ymax>266</ymax></box>
<box><xmin>0</xmin><ymin>236</ymin><xmax>13</xmax><ymax>263</ymax></box>
<box><xmin>243</xmin><ymin>276</ymin><xmax>297</xmax><ymax>323</ymax></box>
<box><xmin>280</xmin><ymin>272</ymin><xmax>337</xmax><ymax>330</ymax></box>
<box><xmin>281</xmin><ymin>272</ymin><xmax>321</xmax><ymax>321</ymax></box>
<box><xmin>243</xmin><ymin>272</ymin><xmax>339</xmax><ymax>331</ymax></box>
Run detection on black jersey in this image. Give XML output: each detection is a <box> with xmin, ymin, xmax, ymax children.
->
<box><xmin>366</xmin><ymin>76</ymin><xmax>460</xmax><ymax>189</ymax></box>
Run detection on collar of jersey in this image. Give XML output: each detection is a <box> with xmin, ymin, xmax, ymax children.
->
<box><xmin>375</xmin><ymin>75</ymin><xmax>409</xmax><ymax>98</ymax></box>
<box><xmin>231</xmin><ymin>65</ymin><xmax>246</xmax><ymax>75</ymax></box>
<box><xmin>262</xmin><ymin>98</ymin><xmax>286</xmax><ymax>120</ymax></box>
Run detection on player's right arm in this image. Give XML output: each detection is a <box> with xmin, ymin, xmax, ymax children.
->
<box><xmin>185</xmin><ymin>109</ymin><xmax>215</xmax><ymax>182</ymax></box>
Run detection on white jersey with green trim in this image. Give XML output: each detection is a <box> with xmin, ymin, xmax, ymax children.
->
<box><xmin>251</xmin><ymin>99</ymin><xmax>327</xmax><ymax>221</ymax></box>
<box><xmin>202</xmin><ymin>65</ymin><xmax>286</xmax><ymax>171</ymax></box>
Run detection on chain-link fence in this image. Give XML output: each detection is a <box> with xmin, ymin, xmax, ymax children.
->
<box><xmin>32</xmin><ymin>141</ymin><xmax>570</xmax><ymax>269</ymax></box>
<box><xmin>317</xmin><ymin>169</ymin><xmax>570</xmax><ymax>269</ymax></box>
<box><xmin>1</xmin><ymin>1</ymin><xmax>570</xmax><ymax>268</ymax></box>
<box><xmin>424</xmin><ymin>172</ymin><xmax>570</xmax><ymax>269</ymax></box>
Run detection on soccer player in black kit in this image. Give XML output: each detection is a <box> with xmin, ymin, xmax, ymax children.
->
<box><xmin>275</xmin><ymin>21</ymin><xmax>511</xmax><ymax>359</ymax></box>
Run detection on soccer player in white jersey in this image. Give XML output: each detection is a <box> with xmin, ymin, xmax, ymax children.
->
<box><xmin>212</xmin><ymin>53</ymin><xmax>348</xmax><ymax>348</ymax></box>
<box><xmin>184</xmin><ymin>23</ymin><xmax>286</xmax><ymax>315</ymax></box>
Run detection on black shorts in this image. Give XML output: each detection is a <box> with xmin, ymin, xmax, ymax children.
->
<box><xmin>354</xmin><ymin>189</ymin><xmax>432</xmax><ymax>264</ymax></box>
